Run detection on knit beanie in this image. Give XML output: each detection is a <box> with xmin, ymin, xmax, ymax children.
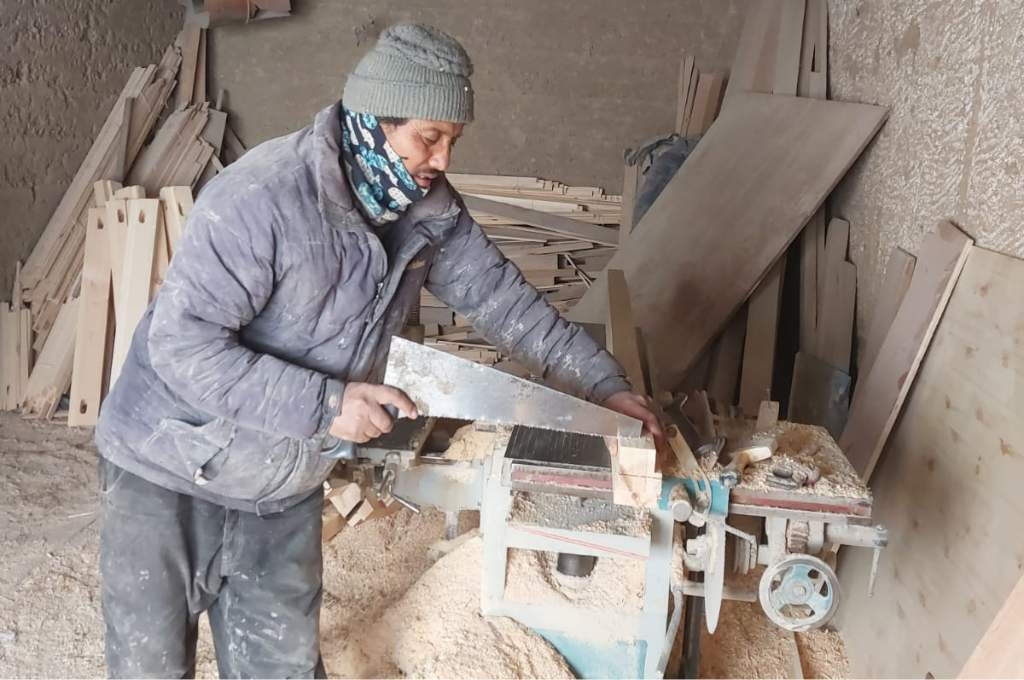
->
<box><xmin>343</xmin><ymin>23</ymin><xmax>474</xmax><ymax>124</ymax></box>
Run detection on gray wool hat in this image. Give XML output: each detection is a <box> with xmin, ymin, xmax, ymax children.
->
<box><xmin>343</xmin><ymin>23</ymin><xmax>474</xmax><ymax>123</ymax></box>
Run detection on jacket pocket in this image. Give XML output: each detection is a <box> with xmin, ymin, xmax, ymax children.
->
<box><xmin>142</xmin><ymin>417</ymin><xmax>238</xmax><ymax>487</ymax></box>
<box><xmin>256</xmin><ymin>435</ymin><xmax>337</xmax><ymax>505</ymax></box>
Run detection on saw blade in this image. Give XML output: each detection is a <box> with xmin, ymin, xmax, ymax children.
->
<box><xmin>384</xmin><ymin>336</ymin><xmax>642</xmax><ymax>438</ymax></box>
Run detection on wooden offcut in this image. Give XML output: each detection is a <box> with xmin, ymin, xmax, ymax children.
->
<box><xmin>840</xmin><ymin>221</ymin><xmax>972</xmax><ymax>480</ymax></box>
<box><xmin>739</xmin><ymin>258</ymin><xmax>785</xmax><ymax>414</ymax></box>
<box><xmin>568</xmin><ymin>93</ymin><xmax>888</xmax><ymax>390</ymax></box>
<box><xmin>22</xmin><ymin>298</ymin><xmax>79</xmax><ymax>418</ymax></box>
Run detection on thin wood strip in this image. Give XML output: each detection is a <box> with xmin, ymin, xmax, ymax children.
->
<box><xmin>840</xmin><ymin>221</ymin><xmax>973</xmax><ymax>480</ymax></box>
<box><xmin>463</xmin><ymin>195</ymin><xmax>620</xmax><ymax>246</ymax></box>
<box><xmin>860</xmin><ymin>247</ymin><xmax>916</xmax><ymax>378</ymax></box>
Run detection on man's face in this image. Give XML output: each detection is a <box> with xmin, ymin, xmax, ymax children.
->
<box><xmin>380</xmin><ymin>119</ymin><xmax>464</xmax><ymax>189</ymax></box>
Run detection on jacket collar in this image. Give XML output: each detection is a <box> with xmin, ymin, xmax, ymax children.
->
<box><xmin>312</xmin><ymin>102</ymin><xmax>461</xmax><ymax>237</ymax></box>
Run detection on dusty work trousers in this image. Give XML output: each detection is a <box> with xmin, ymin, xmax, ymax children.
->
<box><xmin>98</xmin><ymin>458</ymin><xmax>326</xmax><ymax>678</ymax></box>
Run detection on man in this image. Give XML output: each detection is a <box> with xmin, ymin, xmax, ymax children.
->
<box><xmin>95</xmin><ymin>22</ymin><xmax>660</xmax><ymax>678</ymax></box>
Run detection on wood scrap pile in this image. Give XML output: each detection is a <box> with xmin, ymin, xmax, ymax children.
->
<box><xmin>322</xmin><ymin>480</ymin><xmax>404</xmax><ymax>542</ymax></box>
<box><xmin>4</xmin><ymin>21</ymin><xmax>246</xmax><ymax>422</ymax></box>
<box><xmin>418</xmin><ymin>173</ymin><xmax>624</xmax><ymax>367</ymax></box>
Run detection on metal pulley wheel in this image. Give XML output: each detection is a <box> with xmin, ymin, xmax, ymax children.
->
<box><xmin>758</xmin><ymin>554</ymin><xmax>840</xmax><ymax>631</ymax></box>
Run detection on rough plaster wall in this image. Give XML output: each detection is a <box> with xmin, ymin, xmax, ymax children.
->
<box><xmin>0</xmin><ymin>0</ymin><xmax>183</xmax><ymax>300</ymax></box>
<box><xmin>209</xmin><ymin>0</ymin><xmax>747</xmax><ymax>194</ymax></box>
<box><xmin>827</xmin><ymin>0</ymin><xmax>1024</xmax><ymax>359</ymax></box>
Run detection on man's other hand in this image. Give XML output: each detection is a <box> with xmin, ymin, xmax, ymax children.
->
<box><xmin>603</xmin><ymin>391</ymin><xmax>664</xmax><ymax>441</ymax></box>
<box><xmin>329</xmin><ymin>383</ymin><xmax>418</xmax><ymax>443</ymax></box>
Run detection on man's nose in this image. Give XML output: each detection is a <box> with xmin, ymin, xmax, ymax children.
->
<box><xmin>429</xmin><ymin>144</ymin><xmax>452</xmax><ymax>172</ymax></box>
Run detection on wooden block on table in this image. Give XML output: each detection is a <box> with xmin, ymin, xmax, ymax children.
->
<box><xmin>609</xmin><ymin>434</ymin><xmax>658</xmax><ymax>477</ymax></box>
<box><xmin>326</xmin><ymin>482</ymin><xmax>363</xmax><ymax>519</ymax></box>
<box><xmin>109</xmin><ymin>199</ymin><xmax>160</xmax><ymax>386</ymax></box>
<box><xmin>840</xmin><ymin>221</ymin><xmax>972</xmax><ymax>480</ymax></box>
<box><xmin>611</xmin><ymin>471</ymin><xmax>661</xmax><ymax>509</ymax></box>
<box><xmin>68</xmin><ymin>208</ymin><xmax>113</xmax><ymax>426</ymax></box>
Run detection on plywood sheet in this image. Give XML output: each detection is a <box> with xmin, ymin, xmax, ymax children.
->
<box><xmin>840</xmin><ymin>221</ymin><xmax>972</xmax><ymax>479</ymax></box>
<box><xmin>568</xmin><ymin>93</ymin><xmax>888</xmax><ymax>390</ymax></box>
<box><xmin>837</xmin><ymin>246</ymin><xmax>1024</xmax><ymax>678</ymax></box>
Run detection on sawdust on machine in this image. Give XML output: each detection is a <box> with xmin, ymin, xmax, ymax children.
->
<box><xmin>441</xmin><ymin>423</ymin><xmax>509</xmax><ymax>460</ymax></box>
<box><xmin>504</xmin><ymin>547</ymin><xmax>646</xmax><ymax>614</ymax></box>
<box><xmin>329</xmin><ymin>534</ymin><xmax>573</xmax><ymax>679</ymax></box>
<box><xmin>507</xmin><ymin>490</ymin><xmax>651</xmax><ymax>537</ymax></box>
<box><xmin>717</xmin><ymin>420</ymin><xmax>870</xmax><ymax>500</ymax></box>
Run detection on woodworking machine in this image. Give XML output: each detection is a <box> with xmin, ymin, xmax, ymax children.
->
<box><xmin>340</xmin><ymin>339</ymin><xmax>888</xmax><ymax>678</ymax></box>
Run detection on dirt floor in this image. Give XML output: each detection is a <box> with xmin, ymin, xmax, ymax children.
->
<box><xmin>0</xmin><ymin>411</ymin><xmax>849</xmax><ymax>677</ymax></box>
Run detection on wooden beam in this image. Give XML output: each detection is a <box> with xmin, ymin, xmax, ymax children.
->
<box><xmin>159</xmin><ymin>186</ymin><xmax>195</xmax><ymax>254</ymax></box>
<box><xmin>706</xmin><ymin>309</ymin><xmax>747</xmax><ymax>408</ymax></box>
<box><xmin>566</xmin><ymin>93</ymin><xmax>887</xmax><ymax>391</ymax></box>
<box><xmin>840</xmin><ymin>221</ymin><xmax>972</xmax><ymax>480</ymax></box>
<box><xmin>674</xmin><ymin>54</ymin><xmax>696</xmax><ymax>135</ymax></box>
<box><xmin>68</xmin><ymin>209</ymin><xmax>113</xmax><ymax>426</ymax></box>
<box><xmin>109</xmin><ymin>199</ymin><xmax>161</xmax><ymax>386</ymax></box>
<box><xmin>463</xmin><ymin>195</ymin><xmax>620</xmax><ymax>246</ymax></box>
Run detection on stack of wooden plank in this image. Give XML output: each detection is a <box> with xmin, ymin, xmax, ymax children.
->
<box><xmin>9</xmin><ymin>182</ymin><xmax>196</xmax><ymax>422</ymax></box>
<box><xmin>8</xmin><ymin>20</ymin><xmax>244</xmax><ymax>420</ymax></box>
<box><xmin>419</xmin><ymin>173</ymin><xmax>623</xmax><ymax>366</ymax></box>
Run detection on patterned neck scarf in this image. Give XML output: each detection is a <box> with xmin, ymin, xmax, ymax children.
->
<box><xmin>339</xmin><ymin>106</ymin><xmax>428</xmax><ymax>225</ymax></box>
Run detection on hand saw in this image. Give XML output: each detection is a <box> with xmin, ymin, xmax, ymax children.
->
<box><xmin>383</xmin><ymin>336</ymin><xmax>642</xmax><ymax>438</ymax></box>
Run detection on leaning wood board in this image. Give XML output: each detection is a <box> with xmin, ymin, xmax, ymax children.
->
<box><xmin>860</xmin><ymin>247</ymin><xmax>916</xmax><ymax>377</ymax></box>
<box><xmin>836</xmin><ymin>246</ymin><xmax>1024</xmax><ymax>678</ymax></box>
<box><xmin>568</xmin><ymin>93</ymin><xmax>888</xmax><ymax>390</ymax></box>
<box><xmin>109</xmin><ymin>199</ymin><xmax>161</xmax><ymax>386</ymax></box>
<box><xmin>68</xmin><ymin>209</ymin><xmax>113</xmax><ymax>426</ymax></box>
<box><xmin>840</xmin><ymin>221</ymin><xmax>972</xmax><ymax>479</ymax></box>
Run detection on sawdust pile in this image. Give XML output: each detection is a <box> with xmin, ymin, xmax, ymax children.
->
<box><xmin>505</xmin><ymin>548</ymin><xmax>646</xmax><ymax>613</ymax></box>
<box><xmin>328</xmin><ymin>535</ymin><xmax>573</xmax><ymax>679</ymax></box>
<box><xmin>699</xmin><ymin>598</ymin><xmax>851</xmax><ymax>679</ymax></box>
<box><xmin>442</xmin><ymin>423</ymin><xmax>504</xmax><ymax>460</ymax></box>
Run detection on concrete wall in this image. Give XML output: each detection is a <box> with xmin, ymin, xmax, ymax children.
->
<box><xmin>0</xmin><ymin>0</ymin><xmax>184</xmax><ymax>301</ymax></box>
<box><xmin>208</xmin><ymin>0</ymin><xmax>747</xmax><ymax>194</ymax></box>
<box><xmin>828</xmin><ymin>0</ymin><xmax>1024</xmax><ymax>356</ymax></box>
